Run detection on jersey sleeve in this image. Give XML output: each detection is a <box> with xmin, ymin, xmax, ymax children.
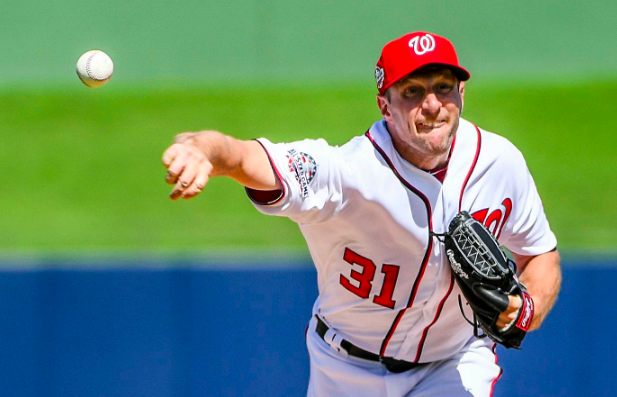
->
<box><xmin>498</xmin><ymin>148</ymin><xmax>557</xmax><ymax>256</ymax></box>
<box><xmin>245</xmin><ymin>137</ymin><xmax>343</xmax><ymax>224</ymax></box>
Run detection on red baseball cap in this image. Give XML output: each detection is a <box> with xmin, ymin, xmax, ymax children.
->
<box><xmin>375</xmin><ymin>32</ymin><xmax>470</xmax><ymax>95</ymax></box>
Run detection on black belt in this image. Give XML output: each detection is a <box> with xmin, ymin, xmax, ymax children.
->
<box><xmin>314</xmin><ymin>315</ymin><xmax>422</xmax><ymax>374</ymax></box>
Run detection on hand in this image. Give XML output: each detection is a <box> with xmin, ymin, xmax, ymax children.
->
<box><xmin>162</xmin><ymin>133</ymin><xmax>213</xmax><ymax>200</ymax></box>
<box><xmin>496</xmin><ymin>295</ymin><xmax>522</xmax><ymax>329</ymax></box>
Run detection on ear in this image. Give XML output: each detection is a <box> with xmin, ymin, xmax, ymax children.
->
<box><xmin>376</xmin><ymin>94</ymin><xmax>392</xmax><ymax>121</ymax></box>
<box><xmin>458</xmin><ymin>81</ymin><xmax>466</xmax><ymax>113</ymax></box>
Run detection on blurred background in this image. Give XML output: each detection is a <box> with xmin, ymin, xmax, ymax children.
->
<box><xmin>1</xmin><ymin>0</ymin><xmax>615</xmax><ymax>396</ymax></box>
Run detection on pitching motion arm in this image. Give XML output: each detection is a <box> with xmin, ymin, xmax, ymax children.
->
<box><xmin>162</xmin><ymin>131</ymin><xmax>280</xmax><ymax>200</ymax></box>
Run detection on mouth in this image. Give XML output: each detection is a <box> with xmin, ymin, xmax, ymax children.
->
<box><xmin>416</xmin><ymin>121</ymin><xmax>446</xmax><ymax>132</ymax></box>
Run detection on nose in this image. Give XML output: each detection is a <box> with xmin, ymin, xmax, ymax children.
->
<box><xmin>422</xmin><ymin>92</ymin><xmax>442</xmax><ymax>116</ymax></box>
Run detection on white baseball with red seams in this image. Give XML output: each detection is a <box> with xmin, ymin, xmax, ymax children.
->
<box><xmin>246</xmin><ymin>118</ymin><xmax>556</xmax><ymax>396</ymax></box>
<box><xmin>76</xmin><ymin>50</ymin><xmax>114</xmax><ymax>88</ymax></box>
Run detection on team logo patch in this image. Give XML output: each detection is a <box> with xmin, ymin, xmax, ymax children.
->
<box><xmin>375</xmin><ymin>66</ymin><xmax>385</xmax><ymax>89</ymax></box>
<box><xmin>286</xmin><ymin>149</ymin><xmax>317</xmax><ymax>198</ymax></box>
<box><xmin>408</xmin><ymin>33</ymin><xmax>435</xmax><ymax>56</ymax></box>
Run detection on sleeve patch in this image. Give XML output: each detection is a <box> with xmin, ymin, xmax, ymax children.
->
<box><xmin>286</xmin><ymin>149</ymin><xmax>317</xmax><ymax>198</ymax></box>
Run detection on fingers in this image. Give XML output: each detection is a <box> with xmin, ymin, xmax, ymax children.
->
<box><xmin>162</xmin><ymin>144</ymin><xmax>179</xmax><ymax>169</ymax></box>
<box><xmin>166</xmin><ymin>170</ymin><xmax>179</xmax><ymax>185</ymax></box>
<box><xmin>181</xmin><ymin>170</ymin><xmax>210</xmax><ymax>200</ymax></box>
<box><xmin>162</xmin><ymin>141</ymin><xmax>212</xmax><ymax>201</ymax></box>
<box><xmin>161</xmin><ymin>133</ymin><xmax>197</xmax><ymax>167</ymax></box>
<box><xmin>164</xmin><ymin>150</ymin><xmax>189</xmax><ymax>189</ymax></box>
<box><xmin>169</xmin><ymin>160</ymin><xmax>198</xmax><ymax>200</ymax></box>
<box><xmin>496</xmin><ymin>295</ymin><xmax>522</xmax><ymax>329</ymax></box>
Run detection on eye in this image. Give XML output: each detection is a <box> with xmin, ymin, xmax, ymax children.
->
<box><xmin>404</xmin><ymin>86</ymin><xmax>423</xmax><ymax>97</ymax></box>
<box><xmin>436</xmin><ymin>83</ymin><xmax>454</xmax><ymax>94</ymax></box>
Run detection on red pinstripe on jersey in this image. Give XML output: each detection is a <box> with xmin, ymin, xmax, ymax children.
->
<box><xmin>459</xmin><ymin>125</ymin><xmax>482</xmax><ymax>212</ymax></box>
<box><xmin>414</xmin><ymin>272</ymin><xmax>456</xmax><ymax>362</ymax></box>
<box><xmin>413</xmin><ymin>124</ymin><xmax>482</xmax><ymax>361</ymax></box>
<box><xmin>366</xmin><ymin>122</ymin><xmax>483</xmax><ymax>362</ymax></box>
<box><xmin>365</xmin><ymin>131</ymin><xmax>434</xmax><ymax>359</ymax></box>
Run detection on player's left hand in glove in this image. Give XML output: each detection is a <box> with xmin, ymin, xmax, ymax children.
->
<box><xmin>438</xmin><ymin>211</ymin><xmax>535</xmax><ymax>349</ymax></box>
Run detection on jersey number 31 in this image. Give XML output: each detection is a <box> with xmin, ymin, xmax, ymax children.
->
<box><xmin>339</xmin><ymin>248</ymin><xmax>400</xmax><ymax>309</ymax></box>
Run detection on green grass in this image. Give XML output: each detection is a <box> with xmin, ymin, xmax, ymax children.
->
<box><xmin>1</xmin><ymin>80</ymin><xmax>615</xmax><ymax>254</ymax></box>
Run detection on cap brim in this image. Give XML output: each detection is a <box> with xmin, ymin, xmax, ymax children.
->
<box><xmin>413</xmin><ymin>63</ymin><xmax>471</xmax><ymax>82</ymax></box>
<box><xmin>443</xmin><ymin>64</ymin><xmax>470</xmax><ymax>81</ymax></box>
<box><xmin>379</xmin><ymin>63</ymin><xmax>470</xmax><ymax>95</ymax></box>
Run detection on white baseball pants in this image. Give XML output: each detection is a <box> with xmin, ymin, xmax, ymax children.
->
<box><xmin>306</xmin><ymin>317</ymin><xmax>501</xmax><ymax>397</ymax></box>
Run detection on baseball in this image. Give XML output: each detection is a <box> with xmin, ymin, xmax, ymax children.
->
<box><xmin>76</xmin><ymin>50</ymin><xmax>114</xmax><ymax>88</ymax></box>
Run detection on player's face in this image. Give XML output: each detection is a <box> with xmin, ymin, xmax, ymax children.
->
<box><xmin>377</xmin><ymin>68</ymin><xmax>465</xmax><ymax>168</ymax></box>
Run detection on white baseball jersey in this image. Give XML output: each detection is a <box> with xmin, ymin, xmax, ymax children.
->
<box><xmin>247</xmin><ymin>118</ymin><xmax>556</xmax><ymax>364</ymax></box>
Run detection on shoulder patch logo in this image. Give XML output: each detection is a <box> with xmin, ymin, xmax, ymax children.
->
<box><xmin>286</xmin><ymin>149</ymin><xmax>317</xmax><ymax>198</ymax></box>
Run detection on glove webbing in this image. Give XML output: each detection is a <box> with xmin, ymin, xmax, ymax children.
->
<box><xmin>431</xmin><ymin>230</ymin><xmax>518</xmax><ymax>342</ymax></box>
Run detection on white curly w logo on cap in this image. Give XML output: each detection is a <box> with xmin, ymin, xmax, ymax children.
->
<box><xmin>409</xmin><ymin>34</ymin><xmax>435</xmax><ymax>55</ymax></box>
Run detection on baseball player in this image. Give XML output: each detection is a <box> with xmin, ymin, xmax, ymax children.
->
<box><xmin>162</xmin><ymin>32</ymin><xmax>561</xmax><ymax>396</ymax></box>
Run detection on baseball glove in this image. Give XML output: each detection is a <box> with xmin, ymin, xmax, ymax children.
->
<box><xmin>440</xmin><ymin>211</ymin><xmax>534</xmax><ymax>349</ymax></box>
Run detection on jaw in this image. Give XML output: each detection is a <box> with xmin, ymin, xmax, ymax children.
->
<box><xmin>387</xmin><ymin>122</ymin><xmax>455</xmax><ymax>170</ymax></box>
<box><xmin>410</xmin><ymin>122</ymin><xmax>454</xmax><ymax>155</ymax></box>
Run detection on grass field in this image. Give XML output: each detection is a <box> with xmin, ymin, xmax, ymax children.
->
<box><xmin>2</xmin><ymin>79</ymin><xmax>615</xmax><ymax>254</ymax></box>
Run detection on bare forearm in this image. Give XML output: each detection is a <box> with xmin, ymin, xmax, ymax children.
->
<box><xmin>162</xmin><ymin>130</ymin><xmax>279</xmax><ymax>200</ymax></box>
<box><xmin>516</xmin><ymin>250</ymin><xmax>561</xmax><ymax>331</ymax></box>
<box><xmin>175</xmin><ymin>131</ymin><xmax>243</xmax><ymax>178</ymax></box>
